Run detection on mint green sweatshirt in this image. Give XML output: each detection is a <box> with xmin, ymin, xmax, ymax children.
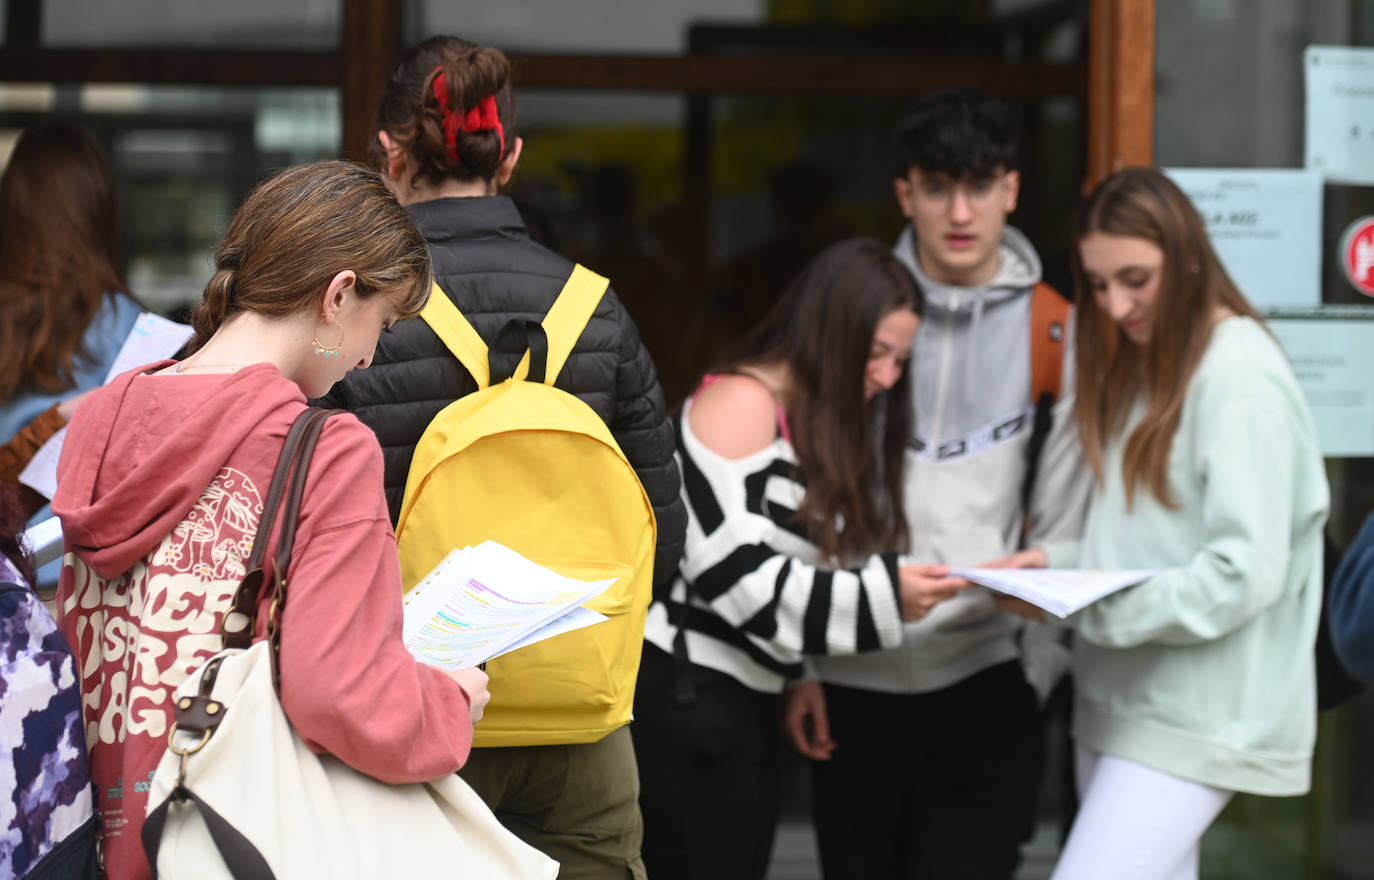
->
<box><xmin>1044</xmin><ymin>317</ymin><xmax>1328</xmax><ymax>796</ymax></box>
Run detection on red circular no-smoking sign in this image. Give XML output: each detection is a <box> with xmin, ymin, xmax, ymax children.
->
<box><xmin>1341</xmin><ymin>215</ymin><xmax>1374</xmax><ymax>297</ymax></box>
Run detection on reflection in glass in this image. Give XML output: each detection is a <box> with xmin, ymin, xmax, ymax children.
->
<box><xmin>40</xmin><ymin>0</ymin><xmax>339</xmax><ymax>49</ymax></box>
<box><xmin>409</xmin><ymin>0</ymin><xmax>765</xmax><ymax>53</ymax></box>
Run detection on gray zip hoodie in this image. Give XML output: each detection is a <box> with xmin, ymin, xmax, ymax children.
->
<box><xmin>812</xmin><ymin>225</ymin><xmax>1093</xmax><ymax>695</ymax></box>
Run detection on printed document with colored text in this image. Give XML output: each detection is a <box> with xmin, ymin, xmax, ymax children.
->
<box><xmin>402</xmin><ymin>540</ymin><xmax>616</xmax><ymax>670</ymax></box>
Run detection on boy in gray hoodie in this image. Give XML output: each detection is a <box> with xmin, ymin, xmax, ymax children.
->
<box><xmin>782</xmin><ymin>88</ymin><xmax>1093</xmax><ymax>878</ymax></box>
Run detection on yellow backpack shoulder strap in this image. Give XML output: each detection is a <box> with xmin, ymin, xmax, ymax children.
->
<box><xmin>422</xmin><ymin>281</ymin><xmax>491</xmax><ymax>390</ymax></box>
<box><xmin>541</xmin><ymin>265</ymin><xmax>610</xmax><ymax>386</ymax></box>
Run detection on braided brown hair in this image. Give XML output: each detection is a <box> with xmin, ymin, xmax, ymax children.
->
<box><xmin>187</xmin><ymin>161</ymin><xmax>432</xmax><ymax>352</ymax></box>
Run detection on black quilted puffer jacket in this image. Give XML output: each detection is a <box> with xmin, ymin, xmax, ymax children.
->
<box><xmin>318</xmin><ymin>196</ymin><xmax>686</xmax><ymax>588</ymax></box>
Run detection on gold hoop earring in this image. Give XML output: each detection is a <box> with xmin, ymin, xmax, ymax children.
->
<box><xmin>312</xmin><ymin>317</ymin><xmax>344</xmax><ymax>358</ymax></box>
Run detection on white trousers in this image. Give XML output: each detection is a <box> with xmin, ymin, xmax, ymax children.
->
<box><xmin>1050</xmin><ymin>745</ymin><xmax>1233</xmax><ymax>880</ymax></box>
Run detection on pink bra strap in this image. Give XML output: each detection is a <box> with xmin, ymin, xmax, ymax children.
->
<box><xmin>696</xmin><ymin>373</ymin><xmax>793</xmax><ymax>444</ymax></box>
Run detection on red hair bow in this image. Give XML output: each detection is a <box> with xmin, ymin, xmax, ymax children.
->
<box><xmin>431</xmin><ymin>67</ymin><xmax>505</xmax><ymax>169</ymax></box>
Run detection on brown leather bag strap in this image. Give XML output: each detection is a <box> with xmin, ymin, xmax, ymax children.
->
<box><xmin>245</xmin><ymin>410</ymin><xmax>319</xmax><ymax>572</ymax></box>
<box><xmin>263</xmin><ymin>408</ymin><xmax>340</xmax><ymax>691</ymax></box>
<box><xmin>221</xmin><ymin>409</ymin><xmax>319</xmax><ymax>650</ymax></box>
<box><xmin>272</xmin><ymin>409</ymin><xmax>336</xmax><ymax>581</ymax></box>
<box><xmin>220</xmin><ymin>408</ymin><xmax>338</xmax><ymax>652</ymax></box>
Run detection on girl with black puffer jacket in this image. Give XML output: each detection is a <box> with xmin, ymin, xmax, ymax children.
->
<box><xmin>317</xmin><ymin>35</ymin><xmax>685</xmax><ymax>880</ymax></box>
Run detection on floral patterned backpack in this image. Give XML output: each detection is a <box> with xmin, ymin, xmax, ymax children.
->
<box><xmin>1</xmin><ymin>553</ymin><xmax>98</xmax><ymax>879</ymax></box>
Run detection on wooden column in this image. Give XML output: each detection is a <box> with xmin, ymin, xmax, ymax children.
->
<box><xmin>1088</xmin><ymin>0</ymin><xmax>1155</xmax><ymax>186</ymax></box>
<box><xmin>340</xmin><ymin>0</ymin><xmax>403</xmax><ymax>162</ymax></box>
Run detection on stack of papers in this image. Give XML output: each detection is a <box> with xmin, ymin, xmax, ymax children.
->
<box><xmin>402</xmin><ymin>540</ymin><xmax>617</xmax><ymax>670</ymax></box>
<box><xmin>951</xmin><ymin>568</ymin><xmax>1157</xmax><ymax>618</ymax></box>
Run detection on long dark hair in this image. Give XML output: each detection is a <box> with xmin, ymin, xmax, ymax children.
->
<box><xmin>0</xmin><ymin>120</ymin><xmax>129</xmax><ymax>402</ymax></box>
<box><xmin>374</xmin><ymin>35</ymin><xmax>516</xmax><ymax>189</ymax></box>
<box><xmin>0</xmin><ymin>483</ymin><xmax>36</xmax><ymax>588</ymax></box>
<box><xmin>716</xmin><ymin>237</ymin><xmax>923</xmax><ymax>561</ymax></box>
<box><xmin>1072</xmin><ymin>167</ymin><xmax>1263</xmax><ymax>508</ymax></box>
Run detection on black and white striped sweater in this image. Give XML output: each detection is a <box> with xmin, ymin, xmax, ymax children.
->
<box><xmin>643</xmin><ymin>400</ymin><xmax>905</xmax><ymax>693</ymax></box>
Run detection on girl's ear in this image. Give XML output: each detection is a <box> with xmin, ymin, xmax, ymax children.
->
<box><xmin>319</xmin><ymin>270</ymin><xmax>358</xmax><ymax>321</ymax></box>
<box><xmin>494</xmin><ymin>137</ymin><xmax>524</xmax><ymax>188</ymax></box>
<box><xmin>378</xmin><ymin>131</ymin><xmax>406</xmax><ymax>184</ymax></box>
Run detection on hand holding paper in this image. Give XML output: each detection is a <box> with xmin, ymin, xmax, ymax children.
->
<box><xmin>897</xmin><ymin>563</ymin><xmax>972</xmax><ymax>621</ymax></box>
<box><xmin>951</xmin><ymin>568</ymin><xmax>1157</xmax><ymax>619</ymax></box>
<box><xmin>446</xmin><ymin>667</ymin><xmax>491</xmax><ymax>722</ymax></box>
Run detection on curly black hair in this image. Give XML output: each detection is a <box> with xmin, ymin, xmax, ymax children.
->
<box><xmin>893</xmin><ymin>88</ymin><xmax>1020</xmax><ymax>180</ymax></box>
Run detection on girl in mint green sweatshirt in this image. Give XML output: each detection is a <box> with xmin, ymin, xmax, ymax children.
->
<box><xmin>1000</xmin><ymin>168</ymin><xmax>1328</xmax><ymax>880</ymax></box>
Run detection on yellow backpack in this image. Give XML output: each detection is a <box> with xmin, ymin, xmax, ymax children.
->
<box><xmin>396</xmin><ymin>266</ymin><xmax>657</xmax><ymax>747</ymax></box>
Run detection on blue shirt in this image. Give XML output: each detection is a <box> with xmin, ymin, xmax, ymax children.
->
<box><xmin>1</xmin><ymin>293</ymin><xmax>142</xmax><ymax>588</ymax></box>
<box><xmin>0</xmin><ymin>292</ymin><xmax>142</xmax><ymax>444</ymax></box>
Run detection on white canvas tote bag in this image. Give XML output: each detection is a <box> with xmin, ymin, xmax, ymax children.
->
<box><xmin>140</xmin><ymin>408</ymin><xmax>555</xmax><ymax>879</ymax></box>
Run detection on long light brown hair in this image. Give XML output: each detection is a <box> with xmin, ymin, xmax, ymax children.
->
<box><xmin>1072</xmin><ymin>167</ymin><xmax>1262</xmax><ymax>508</ymax></box>
<box><xmin>714</xmin><ymin>237</ymin><xmax>923</xmax><ymax>561</ymax></box>
<box><xmin>0</xmin><ymin>121</ymin><xmax>129</xmax><ymax>402</ymax></box>
<box><xmin>188</xmin><ymin>161</ymin><xmax>432</xmax><ymax>351</ymax></box>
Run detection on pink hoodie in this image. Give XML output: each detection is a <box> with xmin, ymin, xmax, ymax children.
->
<box><xmin>53</xmin><ymin>362</ymin><xmax>474</xmax><ymax>880</ymax></box>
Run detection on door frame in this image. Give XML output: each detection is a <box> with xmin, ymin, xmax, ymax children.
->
<box><xmin>1088</xmin><ymin>0</ymin><xmax>1155</xmax><ymax>186</ymax></box>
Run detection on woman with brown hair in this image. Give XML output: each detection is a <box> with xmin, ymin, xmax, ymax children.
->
<box><xmin>51</xmin><ymin>160</ymin><xmax>491</xmax><ymax>880</ymax></box>
<box><xmin>0</xmin><ymin>121</ymin><xmax>139</xmax><ymax>521</ymax></box>
<box><xmin>998</xmin><ymin>167</ymin><xmax>1328</xmax><ymax>879</ymax></box>
<box><xmin>632</xmin><ymin>236</ymin><xmax>971</xmax><ymax>880</ymax></box>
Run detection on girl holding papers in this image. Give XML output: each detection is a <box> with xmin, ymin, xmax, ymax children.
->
<box><xmin>998</xmin><ymin>167</ymin><xmax>1328</xmax><ymax>880</ymax></box>
<box><xmin>634</xmin><ymin>237</ymin><xmax>972</xmax><ymax>880</ymax></box>
<box><xmin>51</xmin><ymin>162</ymin><xmax>494</xmax><ymax>879</ymax></box>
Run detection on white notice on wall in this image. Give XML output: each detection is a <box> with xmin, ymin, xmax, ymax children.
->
<box><xmin>1164</xmin><ymin>169</ymin><xmax>1322</xmax><ymax>308</ymax></box>
<box><xmin>1268</xmin><ymin>310</ymin><xmax>1374</xmax><ymax>457</ymax></box>
<box><xmin>1305</xmin><ymin>45</ymin><xmax>1374</xmax><ymax>185</ymax></box>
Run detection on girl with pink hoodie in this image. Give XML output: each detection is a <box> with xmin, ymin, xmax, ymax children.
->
<box><xmin>52</xmin><ymin>161</ymin><xmax>490</xmax><ymax>880</ymax></box>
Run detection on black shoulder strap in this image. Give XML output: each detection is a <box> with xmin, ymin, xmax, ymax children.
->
<box><xmin>143</xmin><ymin>786</ymin><xmax>277</xmax><ymax>879</ymax></box>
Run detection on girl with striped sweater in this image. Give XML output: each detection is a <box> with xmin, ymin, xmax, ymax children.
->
<box><xmin>633</xmin><ymin>237</ymin><xmax>972</xmax><ymax>880</ymax></box>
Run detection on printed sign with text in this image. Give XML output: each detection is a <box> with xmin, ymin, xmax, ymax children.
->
<box><xmin>1164</xmin><ymin>168</ymin><xmax>1322</xmax><ymax>308</ymax></box>
<box><xmin>1268</xmin><ymin>310</ymin><xmax>1374</xmax><ymax>457</ymax></box>
<box><xmin>1305</xmin><ymin>45</ymin><xmax>1374</xmax><ymax>185</ymax></box>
